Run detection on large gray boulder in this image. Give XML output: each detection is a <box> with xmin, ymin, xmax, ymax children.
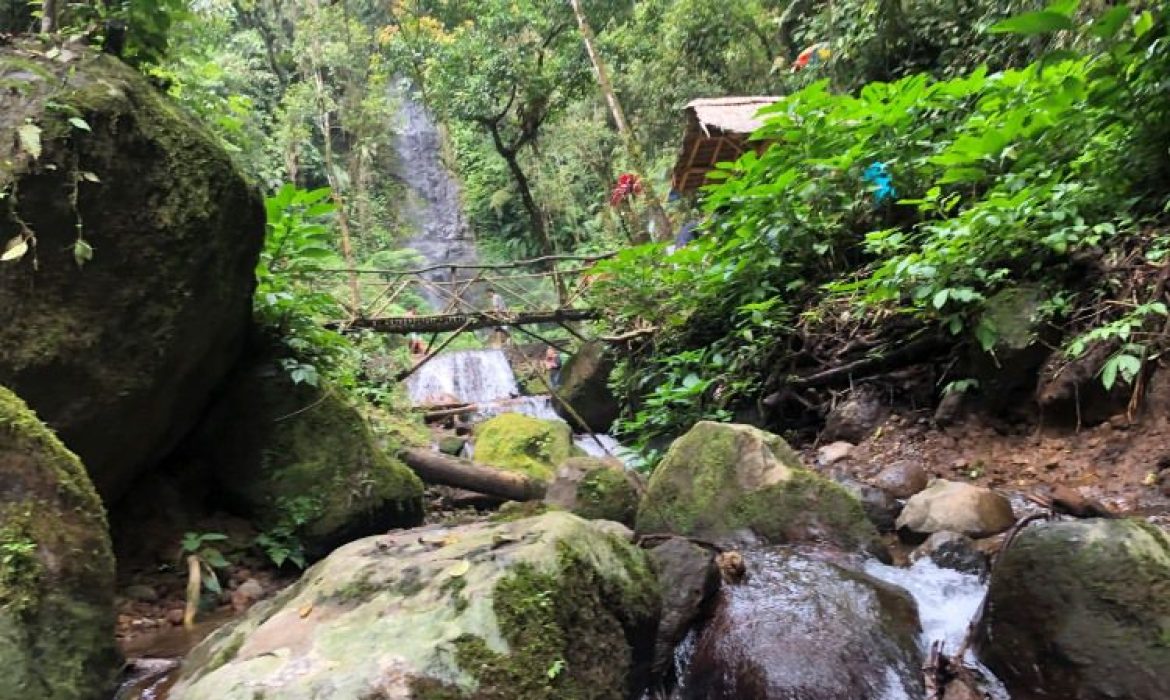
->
<box><xmin>976</xmin><ymin>518</ymin><xmax>1170</xmax><ymax>700</ymax></box>
<box><xmin>682</xmin><ymin>548</ymin><xmax>924</xmax><ymax>699</ymax></box>
<box><xmin>0</xmin><ymin>43</ymin><xmax>264</xmax><ymax>501</ymax></box>
<box><xmin>553</xmin><ymin>341</ymin><xmax>620</xmax><ymax>433</ymax></box>
<box><xmin>0</xmin><ymin>386</ymin><xmax>117</xmax><ymax>700</ymax></box>
<box><xmin>635</xmin><ymin>422</ymin><xmax>880</xmax><ymax>553</ymax></box>
<box><xmin>545</xmin><ymin>456</ymin><xmax>641</xmax><ymax>527</ymax></box>
<box><xmin>172</xmin><ymin>512</ymin><xmax>660</xmax><ymax>699</ymax></box>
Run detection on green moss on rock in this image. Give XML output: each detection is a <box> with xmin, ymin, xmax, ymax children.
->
<box><xmin>194</xmin><ymin>362</ymin><xmax>424</xmax><ymax>559</ymax></box>
<box><xmin>546</xmin><ymin>457</ymin><xmax>640</xmax><ymax>527</ymax></box>
<box><xmin>0</xmin><ymin>41</ymin><xmax>265</xmax><ymax>502</ymax></box>
<box><xmin>0</xmin><ymin>386</ymin><xmax>117</xmax><ymax>700</ymax></box>
<box><xmin>635</xmin><ymin>422</ymin><xmax>879</xmax><ymax>552</ymax></box>
<box><xmin>474</xmin><ymin>414</ymin><xmax>573</xmax><ymax>482</ymax></box>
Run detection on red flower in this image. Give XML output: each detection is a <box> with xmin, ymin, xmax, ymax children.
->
<box><xmin>610</xmin><ymin>173</ymin><xmax>643</xmax><ymax>207</ymax></box>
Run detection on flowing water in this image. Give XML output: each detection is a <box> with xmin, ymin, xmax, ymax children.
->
<box><xmin>390</xmin><ymin>78</ymin><xmax>479</xmax><ymax>310</ymax></box>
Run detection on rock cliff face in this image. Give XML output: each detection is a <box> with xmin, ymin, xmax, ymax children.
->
<box><xmin>0</xmin><ymin>386</ymin><xmax>117</xmax><ymax>700</ymax></box>
<box><xmin>0</xmin><ymin>42</ymin><xmax>264</xmax><ymax>501</ymax></box>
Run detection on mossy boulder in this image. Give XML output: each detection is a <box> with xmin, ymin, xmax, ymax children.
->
<box><xmin>546</xmin><ymin>457</ymin><xmax>640</xmax><ymax>526</ymax></box>
<box><xmin>0</xmin><ymin>42</ymin><xmax>264</xmax><ymax>501</ymax></box>
<box><xmin>553</xmin><ymin>341</ymin><xmax>619</xmax><ymax>432</ymax></box>
<box><xmin>192</xmin><ymin>360</ymin><xmax>424</xmax><ymax>559</ymax></box>
<box><xmin>474</xmin><ymin>414</ymin><xmax>573</xmax><ymax>482</ymax></box>
<box><xmin>0</xmin><ymin>386</ymin><xmax>117</xmax><ymax>700</ymax></box>
<box><xmin>635</xmin><ymin>422</ymin><xmax>880</xmax><ymax>553</ymax></box>
<box><xmin>171</xmin><ymin>512</ymin><xmax>660</xmax><ymax>700</ymax></box>
<box><xmin>976</xmin><ymin>518</ymin><xmax>1170</xmax><ymax>700</ymax></box>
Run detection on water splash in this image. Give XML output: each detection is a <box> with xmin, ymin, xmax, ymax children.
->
<box><xmin>406</xmin><ymin>349</ymin><xmax>519</xmax><ymax>405</ymax></box>
<box><xmin>863</xmin><ymin>558</ymin><xmax>1011</xmax><ymax>700</ymax></box>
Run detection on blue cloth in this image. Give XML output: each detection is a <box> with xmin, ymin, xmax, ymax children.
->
<box><xmin>674</xmin><ymin>221</ymin><xmax>700</xmax><ymax>247</ymax></box>
<box><xmin>862</xmin><ymin>161</ymin><xmax>896</xmax><ymax>205</ymax></box>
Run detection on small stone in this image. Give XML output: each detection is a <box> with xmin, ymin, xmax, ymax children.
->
<box><xmin>166</xmin><ymin>608</ymin><xmax>185</xmax><ymax>626</ymax></box>
<box><xmin>872</xmin><ymin>461</ymin><xmax>929</xmax><ymax>499</ymax></box>
<box><xmin>1108</xmin><ymin>414</ymin><xmax>1131</xmax><ymax>430</ymax></box>
<box><xmin>123</xmin><ymin>584</ymin><xmax>158</xmax><ymax>603</ymax></box>
<box><xmin>838</xmin><ymin>478</ymin><xmax>902</xmax><ymax>532</ymax></box>
<box><xmin>816</xmin><ymin>441</ymin><xmax>855</xmax><ymax>467</ymax></box>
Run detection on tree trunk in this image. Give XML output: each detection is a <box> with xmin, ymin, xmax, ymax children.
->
<box><xmin>399</xmin><ymin>447</ymin><xmax>547</xmax><ymax>502</ymax></box>
<box><xmin>40</xmin><ymin>0</ymin><xmax>57</xmax><ymax>33</ymax></box>
<box><xmin>569</xmin><ymin>0</ymin><xmax>670</xmax><ymax>243</ymax></box>
<box><xmin>492</xmin><ymin>130</ymin><xmax>555</xmax><ymax>260</ymax></box>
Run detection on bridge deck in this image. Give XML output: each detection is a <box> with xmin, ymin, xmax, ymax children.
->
<box><xmin>337</xmin><ymin>308</ymin><xmax>599</xmax><ymax>334</ymax></box>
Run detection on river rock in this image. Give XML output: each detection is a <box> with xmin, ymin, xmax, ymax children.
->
<box><xmin>474</xmin><ymin>413</ymin><xmax>573</xmax><ymax>482</ymax></box>
<box><xmin>636</xmin><ymin>422</ymin><xmax>880</xmax><ymax>553</ymax></box>
<box><xmin>910</xmin><ymin>531</ymin><xmax>987</xmax><ymax>576</ymax></box>
<box><xmin>553</xmin><ymin>340</ymin><xmax>620</xmax><ymax>433</ymax></box>
<box><xmin>976</xmin><ymin>518</ymin><xmax>1170</xmax><ymax>700</ymax></box>
<box><xmin>821</xmin><ymin>386</ymin><xmax>889</xmax><ymax>443</ymax></box>
<box><xmin>0</xmin><ymin>386</ymin><xmax>117</xmax><ymax>700</ymax></box>
<box><xmin>896</xmin><ymin>479</ymin><xmax>1015</xmax><ymax>540</ymax></box>
<box><xmin>872</xmin><ymin>460</ymin><xmax>930</xmax><ymax>499</ymax></box>
<box><xmin>681</xmin><ymin>548</ymin><xmax>924</xmax><ymax>699</ymax></box>
<box><xmin>192</xmin><ymin>360</ymin><xmax>424</xmax><ymax>560</ymax></box>
<box><xmin>0</xmin><ymin>43</ymin><xmax>264</xmax><ymax>501</ymax></box>
<box><xmin>815</xmin><ymin>441</ymin><xmax>855</xmax><ymax>467</ymax></box>
<box><xmin>971</xmin><ymin>284</ymin><xmax>1051</xmax><ymax>411</ymax></box>
<box><xmin>172</xmin><ymin>511</ymin><xmax>660</xmax><ymax>700</ymax></box>
<box><xmin>646</xmin><ymin>537</ymin><xmax>719</xmax><ymax>675</ymax></box>
<box><xmin>837</xmin><ymin>478</ymin><xmax>902</xmax><ymax>532</ymax></box>
<box><xmin>545</xmin><ymin>457</ymin><xmax>640</xmax><ymax>526</ymax></box>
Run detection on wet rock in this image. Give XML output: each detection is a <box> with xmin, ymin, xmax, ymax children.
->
<box><xmin>897</xmin><ymin>479</ymin><xmax>1015</xmax><ymax>540</ymax></box>
<box><xmin>646</xmin><ymin>537</ymin><xmax>719</xmax><ymax>675</ymax></box>
<box><xmin>437</xmin><ymin>435</ymin><xmax>467</xmax><ymax>456</ymax></box>
<box><xmin>682</xmin><ymin>548</ymin><xmax>924</xmax><ymax>700</ymax></box>
<box><xmin>0</xmin><ymin>44</ymin><xmax>264</xmax><ymax>502</ymax></box>
<box><xmin>229</xmin><ymin>579</ymin><xmax>265</xmax><ymax>613</ymax></box>
<box><xmin>635</xmin><ymin>422</ymin><xmax>881</xmax><ymax>554</ymax></box>
<box><xmin>821</xmin><ymin>386</ymin><xmax>889</xmax><ymax>444</ymax></box>
<box><xmin>173</xmin><ymin>512</ymin><xmax>660</xmax><ymax>700</ymax></box>
<box><xmin>545</xmin><ymin>457</ymin><xmax>640</xmax><ymax>526</ymax></box>
<box><xmin>553</xmin><ymin>340</ymin><xmax>620</xmax><ymax>433</ymax></box>
<box><xmin>192</xmin><ymin>358</ymin><xmax>424</xmax><ymax>560</ymax></box>
<box><xmin>124</xmin><ymin>584</ymin><xmax>159</xmax><ymax>603</ymax></box>
<box><xmin>837</xmin><ymin>478</ymin><xmax>902</xmax><ymax>532</ymax></box>
<box><xmin>0</xmin><ymin>386</ymin><xmax>118</xmax><ymax>700</ymax></box>
<box><xmin>910</xmin><ymin>531</ymin><xmax>987</xmax><ymax>576</ymax></box>
<box><xmin>977</xmin><ymin>518</ymin><xmax>1170</xmax><ymax>700</ymax></box>
<box><xmin>872</xmin><ymin>460</ymin><xmax>930</xmax><ymax>499</ymax></box>
<box><xmin>815</xmin><ymin>441</ymin><xmax>854</xmax><ymax>467</ymax></box>
<box><xmin>474</xmin><ymin>413</ymin><xmax>573</xmax><ymax>482</ymax></box>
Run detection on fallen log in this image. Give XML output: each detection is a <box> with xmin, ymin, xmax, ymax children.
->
<box><xmin>421</xmin><ymin>404</ymin><xmax>479</xmax><ymax>422</ymax></box>
<box><xmin>399</xmin><ymin>447</ymin><xmax>546</xmax><ymax>502</ymax></box>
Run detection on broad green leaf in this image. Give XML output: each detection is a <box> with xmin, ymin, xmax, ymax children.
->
<box><xmin>1134</xmin><ymin>11</ymin><xmax>1154</xmax><ymax>38</ymax></box>
<box><xmin>989</xmin><ymin>11</ymin><xmax>1075</xmax><ymax>35</ymax></box>
<box><xmin>1046</xmin><ymin>0</ymin><xmax>1079</xmax><ymax>18</ymax></box>
<box><xmin>1089</xmin><ymin>6</ymin><xmax>1130</xmax><ymax>39</ymax></box>
<box><xmin>73</xmin><ymin>239</ymin><xmax>94</xmax><ymax>268</ymax></box>
<box><xmin>17</xmin><ymin>123</ymin><xmax>42</xmax><ymax>160</ymax></box>
<box><xmin>68</xmin><ymin>117</ymin><xmax>91</xmax><ymax>132</ymax></box>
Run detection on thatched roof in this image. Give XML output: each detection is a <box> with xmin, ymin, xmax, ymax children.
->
<box><xmin>671</xmin><ymin>96</ymin><xmax>780</xmax><ymax>195</ymax></box>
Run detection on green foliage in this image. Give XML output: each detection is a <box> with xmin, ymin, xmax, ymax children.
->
<box><xmin>591</xmin><ymin>3</ymin><xmax>1170</xmax><ymax>456</ymax></box>
<box><xmin>180</xmin><ymin>531</ymin><xmax>231</xmax><ymax>595</ymax></box>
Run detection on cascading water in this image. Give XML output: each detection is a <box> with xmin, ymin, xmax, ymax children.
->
<box><xmin>390</xmin><ymin>77</ymin><xmax>479</xmax><ymax>310</ymax></box>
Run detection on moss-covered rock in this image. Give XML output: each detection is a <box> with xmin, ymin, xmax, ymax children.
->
<box><xmin>553</xmin><ymin>341</ymin><xmax>619</xmax><ymax>433</ymax></box>
<box><xmin>976</xmin><ymin>518</ymin><xmax>1170</xmax><ymax>700</ymax></box>
<box><xmin>0</xmin><ymin>386</ymin><xmax>117</xmax><ymax>700</ymax></box>
<box><xmin>635</xmin><ymin>422</ymin><xmax>880</xmax><ymax>553</ymax></box>
<box><xmin>171</xmin><ymin>512</ymin><xmax>660</xmax><ymax>700</ymax></box>
<box><xmin>192</xmin><ymin>360</ymin><xmax>424</xmax><ymax>559</ymax></box>
<box><xmin>546</xmin><ymin>457</ymin><xmax>640</xmax><ymax>526</ymax></box>
<box><xmin>0</xmin><ymin>42</ymin><xmax>264</xmax><ymax>502</ymax></box>
<box><xmin>474</xmin><ymin>414</ymin><xmax>573</xmax><ymax>482</ymax></box>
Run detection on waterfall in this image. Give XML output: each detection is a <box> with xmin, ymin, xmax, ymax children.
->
<box><xmin>406</xmin><ymin>349</ymin><xmax>519</xmax><ymax>405</ymax></box>
<box><xmin>390</xmin><ymin>78</ymin><xmax>479</xmax><ymax>310</ymax></box>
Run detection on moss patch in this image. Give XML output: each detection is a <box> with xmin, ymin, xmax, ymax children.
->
<box><xmin>575</xmin><ymin>468</ymin><xmax>638</xmax><ymax>525</ymax></box>
<box><xmin>636</xmin><ymin>422</ymin><xmax>878</xmax><ymax>551</ymax></box>
<box><xmin>412</xmin><ymin>540</ymin><xmax>658</xmax><ymax>700</ymax></box>
<box><xmin>474</xmin><ymin>414</ymin><xmax>572</xmax><ymax>482</ymax></box>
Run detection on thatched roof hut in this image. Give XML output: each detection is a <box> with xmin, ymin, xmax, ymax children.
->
<box><xmin>670</xmin><ymin>96</ymin><xmax>779</xmax><ymax>195</ymax></box>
